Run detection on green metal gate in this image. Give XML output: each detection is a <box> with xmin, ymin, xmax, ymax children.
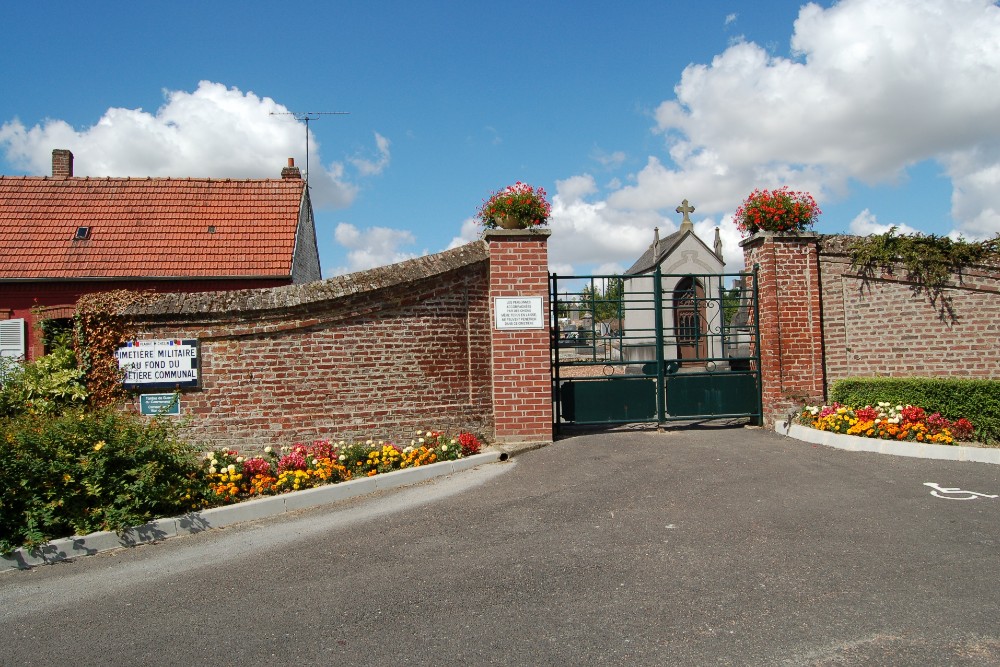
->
<box><xmin>551</xmin><ymin>267</ymin><xmax>761</xmax><ymax>432</ymax></box>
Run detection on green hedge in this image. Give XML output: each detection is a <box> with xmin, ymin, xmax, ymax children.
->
<box><xmin>0</xmin><ymin>409</ymin><xmax>208</xmax><ymax>554</ymax></box>
<box><xmin>830</xmin><ymin>377</ymin><xmax>1000</xmax><ymax>444</ymax></box>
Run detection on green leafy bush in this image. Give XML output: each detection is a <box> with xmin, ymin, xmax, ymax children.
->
<box><xmin>0</xmin><ymin>408</ymin><xmax>208</xmax><ymax>554</ymax></box>
<box><xmin>830</xmin><ymin>377</ymin><xmax>1000</xmax><ymax>444</ymax></box>
<box><xmin>0</xmin><ymin>346</ymin><xmax>87</xmax><ymax>418</ymax></box>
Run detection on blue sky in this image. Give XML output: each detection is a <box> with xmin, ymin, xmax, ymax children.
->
<box><xmin>3</xmin><ymin>0</ymin><xmax>999</xmax><ymax>277</ymax></box>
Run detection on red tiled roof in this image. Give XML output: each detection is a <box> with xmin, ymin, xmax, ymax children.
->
<box><xmin>0</xmin><ymin>176</ymin><xmax>306</xmax><ymax>280</ymax></box>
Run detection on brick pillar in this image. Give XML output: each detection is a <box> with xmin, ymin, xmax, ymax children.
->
<box><xmin>741</xmin><ymin>232</ymin><xmax>826</xmax><ymax>427</ymax></box>
<box><xmin>486</xmin><ymin>228</ymin><xmax>553</xmax><ymax>445</ymax></box>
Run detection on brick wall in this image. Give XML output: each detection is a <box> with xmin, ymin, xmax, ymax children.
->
<box><xmin>745</xmin><ymin>232</ymin><xmax>1000</xmax><ymax>426</ymax></box>
<box><xmin>817</xmin><ymin>235</ymin><xmax>1000</xmax><ymax>382</ymax></box>
<box><xmin>121</xmin><ymin>238</ymin><xmax>556</xmax><ymax>450</ymax></box>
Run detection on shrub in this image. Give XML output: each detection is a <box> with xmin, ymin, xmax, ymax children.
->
<box><xmin>830</xmin><ymin>377</ymin><xmax>999</xmax><ymax>444</ymax></box>
<box><xmin>0</xmin><ymin>345</ymin><xmax>88</xmax><ymax>418</ymax></box>
<box><xmin>0</xmin><ymin>408</ymin><xmax>207</xmax><ymax>554</ymax></box>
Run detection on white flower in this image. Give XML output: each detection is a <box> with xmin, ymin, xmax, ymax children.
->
<box><xmin>338</xmin><ymin>440</ymin><xmax>346</xmax><ymax>446</ymax></box>
<box><xmin>227</xmin><ymin>464</ymin><xmax>236</xmax><ymax>473</ymax></box>
<box><xmin>418</xmin><ymin>438</ymin><xmax>425</xmax><ymax>444</ymax></box>
<box><xmin>442</xmin><ymin>445</ymin><xmax>448</xmax><ymax>451</ymax></box>
<box><xmin>264</xmin><ymin>446</ymin><xmax>273</xmax><ymax>454</ymax></box>
<box><xmin>403</xmin><ymin>446</ymin><xmax>413</xmax><ymax>453</ymax></box>
<box><xmin>208</xmin><ymin>466</ymin><xmax>217</xmax><ymax>474</ymax></box>
<box><xmin>367</xmin><ymin>440</ymin><xmax>373</xmax><ymax>446</ymax></box>
<box><xmin>204</xmin><ymin>453</ymin><xmax>213</xmax><ymax>460</ymax></box>
<box><xmin>210</xmin><ymin>458</ymin><xmax>218</xmax><ymax>466</ymax></box>
<box><xmin>312</xmin><ymin>459</ymin><xmax>319</xmax><ymax>465</ymax></box>
<box><xmin>338</xmin><ymin>454</ymin><xmax>346</xmax><ymax>461</ymax></box>
<box><xmin>236</xmin><ymin>456</ymin><xmax>244</xmax><ymax>463</ymax></box>
<box><xmin>425</xmin><ymin>431</ymin><xmax>433</xmax><ymax>437</ymax></box>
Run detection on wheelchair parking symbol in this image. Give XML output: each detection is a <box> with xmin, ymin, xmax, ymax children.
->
<box><xmin>924</xmin><ymin>483</ymin><xmax>999</xmax><ymax>501</ymax></box>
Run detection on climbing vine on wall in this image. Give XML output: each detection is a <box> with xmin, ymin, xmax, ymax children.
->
<box><xmin>848</xmin><ymin>228</ymin><xmax>1000</xmax><ymax>323</ymax></box>
<box><xmin>75</xmin><ymin>290</ymin><xmax>157</xmax><ymax>408</ymax></box>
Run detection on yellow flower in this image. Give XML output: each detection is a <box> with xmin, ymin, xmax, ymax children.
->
<box><xmin>93</xmin><ymin>441</ymin><xmax>106</xmax><ymax>451</ymax></box>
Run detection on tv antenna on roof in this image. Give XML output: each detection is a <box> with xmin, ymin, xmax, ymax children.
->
<box><xmin>269</xmin><ymin>111</ymin><xmax>350</xmax><ymax>184</ymax></box>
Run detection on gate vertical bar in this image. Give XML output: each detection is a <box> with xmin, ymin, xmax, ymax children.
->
<box><xmin>550</xmin><ymin>273</ymin><xmax>562</xmax><ymax>435</ymax></box>
<box><xmin>653</xmin><ymin>265</ymin><xmax>666</xmax><ymax>424</ymax></box>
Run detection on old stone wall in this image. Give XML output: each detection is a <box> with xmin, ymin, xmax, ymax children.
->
<box><xmin>745</xmin><ymin>232</ymin><xmax>1000</xmax><ymax>427</ymax></box>
<box><xmin>126</xmin><ymin>242</ymin><xmax>495</xmax><ymax>450</ymax></box>
<box><xmin>817</xmin><ymin>235</ymin><xmax>1000</xmax><ymax>383</ymax></box>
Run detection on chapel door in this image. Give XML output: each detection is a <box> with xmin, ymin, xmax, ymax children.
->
<box><xmin>673</xmin><ymin>277</ymin><xmax>707</xmax><ymax>363</ymax></box>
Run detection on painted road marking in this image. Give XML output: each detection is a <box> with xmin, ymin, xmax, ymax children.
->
<box><xmin>924</xmin><ymin>483</ymin><xmax>999</xmax><ymax>501</ymax></box>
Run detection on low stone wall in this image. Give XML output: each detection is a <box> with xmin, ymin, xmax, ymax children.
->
<box><xmin>744</xmin><ymin>232</ymin><xmax>1000</xmax><ymax>428</ymax></box>
<box><xmin>125</xmin><ymin>242</ymin><xmax>495</xmax><ymax>450</ymax></box>
<box><xmin>817</xmin><ymin>235</ymin><xmax>1000</xmax><ymax>383</ymax></box>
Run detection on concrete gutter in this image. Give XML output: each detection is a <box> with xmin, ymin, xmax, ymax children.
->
<box><xmin>2</xmin><ymin>451</ymin><xmax>503</xmax><ymax>572</ymax></box>
<box><xmin>777</xmin><ymin>419</ymin><xmax>1000</xmax><ymax>465</ymax></box>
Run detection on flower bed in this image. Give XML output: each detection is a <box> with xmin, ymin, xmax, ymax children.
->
<box><xmin>202</xmin><ymin>430</ymin><xmax>482</xmax><ymax>506</ymax></box>
<box><xmin>798</xmin><ymin>402</ymin><xmax>974</xmax><ymax>446</ymax></box>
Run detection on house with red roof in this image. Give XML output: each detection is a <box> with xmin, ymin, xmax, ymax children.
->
<box><xmin>0</xmin><ymin>149</ymin><xmax>320</xmax><ymax>360</ymax></box>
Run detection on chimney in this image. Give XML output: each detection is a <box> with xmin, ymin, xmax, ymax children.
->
<box><xmin>52</xmin><ymin>149</ymin><xmax>74</xmax><ymax>178</ymax></box>
<box><xmin>281</xmin><ymin>157</ymin><xmax>301</xmax><ymax>180</ymax></box>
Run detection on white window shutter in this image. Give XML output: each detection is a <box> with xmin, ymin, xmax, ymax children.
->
<box><xmin>0</xmin><ymin>319</ymin><xmax>26</xmax><ymax>359</ymax></box>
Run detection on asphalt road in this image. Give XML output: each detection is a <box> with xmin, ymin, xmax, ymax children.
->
<box><xmin>2</xmin><ymin>426</ymin><xmax>999</xmax><ymax>666</ymax></box>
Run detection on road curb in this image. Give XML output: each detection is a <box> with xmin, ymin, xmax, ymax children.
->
<box><xmin>777</xmin><ymin>420</ymin><xmax>1000</xmax><ymax>465</ymax></box>
<box><xmin>1</xmin><ymin>451</ymin><xmax>503</xmax><ymax>572</ymax></box>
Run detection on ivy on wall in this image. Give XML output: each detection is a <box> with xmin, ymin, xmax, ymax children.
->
<box><xmin>848</xmin><ymin>228</ymin><xmax>1000</xmax><ymax>322</ymax></box>
<box><xmin>75</xmin><ymin>290</ymin><xmax>157</xmax><ymax>408</ymax></box>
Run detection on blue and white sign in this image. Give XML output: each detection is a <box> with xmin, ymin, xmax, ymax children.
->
<box><xmin>117</xmin><ymin>339</ymin><xmax>200</xmax><ymax>390</ymax></box>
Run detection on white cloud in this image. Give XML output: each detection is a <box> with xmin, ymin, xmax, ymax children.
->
<box><xmin>331</xmin><ymin>222</ymin><xmax>418</xmax><ymax>275</ymax></box>
<box><xmin>542</xmin><ymin>0</ymin><xmax>1000</xmax><ymax>274</ymax></box>
<box><xmin>942</xmin><ymin>142</ymin><xmax>1000</xmax><ymax>239</ymax></box>
<box><xmin>0</xmin><ymin>80</ymin><xmax>389</xmax><ymax>211</ymax></box>
<box><xmin>848</xmin><ymin>209</ymin><xmax>921</xmax><ymax>237</ymax></box>
<box><xmin>555</xmin><ymin>174</ymin><xmax>598</xmax><ymax>204</ymax></box>
<box><xmin>447</xmin><ymin>218</ymin><xmax>482</xmax><ymax>250</ymax></box>
<box><xmin>724</xmin><ymin>13</ymin><xmax>738</xmax><ymax>26</ymax></box>
<box><xmin>592</xmin><ymin>149</ymin><xmax>626</xmax><ymax>169</ymax></box>
<box><xmin>633</xmin><ymin>0</ymin><xmax>1000</xmax><ymax>240</ymax></box>
<box><xmin>348</xmin><ymin>132</ymin><xmax>391</xmax><ymax>176</ymax></box>
<box><xmin>548</xmin><ymin>186</ymin><xmax>668</xmax><ymax>274</ymax></box>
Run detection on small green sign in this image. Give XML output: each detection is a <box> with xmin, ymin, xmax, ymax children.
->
<box><xmin>140</xmin><ymin>393</ymin><xmax>181</xmax><ymax>416</ymax></box>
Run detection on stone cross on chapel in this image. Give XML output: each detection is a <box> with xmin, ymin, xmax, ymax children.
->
<box><xmin>676</xmin><ymin>199</ymin><xmax>695</xmax><ymax>232</ymax></box>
